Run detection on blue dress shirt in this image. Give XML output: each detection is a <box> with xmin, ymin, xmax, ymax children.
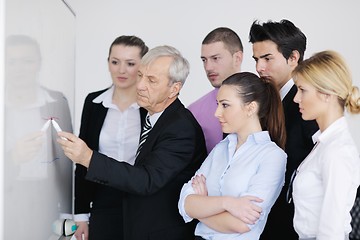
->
<box><xmin>178</xmin><ymin>131</ymin><xmax>287</xmax><ymax>240</ymax></box>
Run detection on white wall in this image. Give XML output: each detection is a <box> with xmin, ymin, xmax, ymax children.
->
<box><xmin>73</xmin><ymin>0</ymin><xmax>360</xmax><ymax>148</ymax></box>
<box><xmin>0</xmin><ymin>1</ymin><xmax>359</xmax><ymax>238</ymax></box>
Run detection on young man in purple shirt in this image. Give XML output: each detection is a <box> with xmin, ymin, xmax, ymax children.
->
<box><xmin>188</xmin><ymin>27</ymin><xmax>243</xmax><ymax>154</ymax></box>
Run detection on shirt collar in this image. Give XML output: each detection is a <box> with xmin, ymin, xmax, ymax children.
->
<box><xmin>148</xmin><ymin>111</ymin><xmax>163</xmax><ymax>127</ymax></box>
<box><xmin>93</xmin><ymin>85</ymin><xmax>139</xmax><ymax>110</ymax></box>
<box><xmin>226</xmin><ymin>131</ymin><xmax>271</xmax><ymax>145</ymax></box>
<box><xmin>312</xmin><ymin>116</ymin><xmax>347</xmax><ymax>144</ymax></box>
<box><xmin>280</xmin><ymin>79</ymin><xmax>294</xmax><ymax>100</ymax></box>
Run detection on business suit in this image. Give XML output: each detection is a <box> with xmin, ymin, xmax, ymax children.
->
<box><xmin>85</xmin><ymin>98</ymin><xmax>207</xmax><ymax>240</ymax></box>
<box><xmin>260</xmin><ymin>84</ymin><xmax>319</xmax><ymax>239</ymax></box>
<box><xmin>75</xmin><ymin>88</ymin><xmax>146</xmax><ymax>239</ymax></box>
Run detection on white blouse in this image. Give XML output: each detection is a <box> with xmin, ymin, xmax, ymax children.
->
<box><xmin>93</xmin><ymin>86</ymin><xmax>141</xmax><ymax>165</ymax></box>
<box><xmin>293</xmin><ymin>117</ymin><xmax>360</xmax><ymax>240</ymax></box>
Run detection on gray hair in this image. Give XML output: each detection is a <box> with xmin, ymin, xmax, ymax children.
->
<box><xmin>141</xmin><ymin>45</ymin><xmax>190</xmax><ymax>86</ymax></box>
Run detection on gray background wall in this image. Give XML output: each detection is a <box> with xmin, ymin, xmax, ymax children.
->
<box><xmin>71</xmin><ymin>0</ymin><xmax>360</xmax><ymax>146</ymax></box>
<box><xmin>1</xmin><ymin>0</ymin><xmax>359</xmax><ymax>239</ymax></box>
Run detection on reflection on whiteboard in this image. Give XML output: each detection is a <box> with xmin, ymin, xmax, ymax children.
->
<box><xmin>4</xmin><ymin>34</ymin><xmax>73</xmax><ymax>239</ymax></box>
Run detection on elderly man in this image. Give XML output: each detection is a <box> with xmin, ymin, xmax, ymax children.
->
<box><xmin>58</xmin><ymin>45</ymin><xmax>207</xmax><ymax>240</ymax></box>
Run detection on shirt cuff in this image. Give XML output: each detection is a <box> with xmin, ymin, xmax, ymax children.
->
<box><xmin>178</xmin><ymin>183</ymin><xmax>195</xmax><ymax>223</ymax></box>
<box><xmin>73</xmin><ymin>213</ymin><xmax>90</xmax><ymax>222</ymax></box>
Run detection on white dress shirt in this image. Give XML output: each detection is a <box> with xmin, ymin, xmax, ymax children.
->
<box><xmin>93</xmin><ymin>86</ymin><xmax>141</xmax><ymax>165</ymax></box>
<box><xmin>74</xmin><ymin>87</ymin><xmax>141</xmax><ymax>222</ymax></box>
<box><xmin>178</xmin><ymin>132</ymin><xmax>287</xmax><ymax>240</ymax></box>
<box><xmin>293</xmin><ymin>117</ymin><xmax>360</xmax><ymax>240</ymax></box>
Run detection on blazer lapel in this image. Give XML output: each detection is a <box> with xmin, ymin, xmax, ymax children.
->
<box><xmin>135</xmin><ymin>99</ymin><xmax>183</xmax><ymax>163</ymax></box>
<box><xmin>282</xmin><ymin>85</ymin><xmax>297</xmax><ymax>110</ymax></box>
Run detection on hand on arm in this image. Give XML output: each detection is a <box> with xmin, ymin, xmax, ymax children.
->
<box><xmin>185</xmin><ymin>174</ymin><xmax>263</xmax><ymax>233</ymax></box>
<box><xmin>195</xmin><ymin>196</ymin><xmax>262</xmax><ymax>234</ymax></box>
<box><xmin>57</xmin><ymin>132</ymin><xmax>93</xmax><ymax>168</ymax></box>
<box><xmin>192</xmin><ymin>174</ymin><xmax>208</xmax><ymax>196</ymax></box>
<box><xmin>185</xmin><ymin>174</ymin><xmax>228</xmax><ymax>219</ymax></box>
<box><xmin>223</xmin><ymin>195</ymin><xmax>263</xmax><ymax>224</ymax></box>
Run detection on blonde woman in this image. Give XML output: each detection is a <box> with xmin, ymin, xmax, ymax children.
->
<box><xmin>292</xmin><ymin>50</ymin><xmax>360</xmax><ymax>240</ymax></box>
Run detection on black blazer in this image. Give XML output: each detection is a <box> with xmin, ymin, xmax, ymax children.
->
<box><xmin>260</xmin><ymin>85</ymin><xmax>319</xmax><ymax>239</ymax></box>
<box><xmin>74</xmin><ymin>88</ymin><xmax>146</xmax><ymax>214</ymax></box>
<box><xmin>282</xmin><ymin>85</ymin><xmax>319</xmax><ymax>186</ymax></box>
<box><xmin>86</xmin><ymin>98</ymin><xmax>207</xmax><ymax>240</ymax></box>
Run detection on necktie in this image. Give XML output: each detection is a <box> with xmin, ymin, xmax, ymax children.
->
<box><xmin>136</xmin><ymin>115</ymin><xmax>152</xmax><ymax>157</ymax></box>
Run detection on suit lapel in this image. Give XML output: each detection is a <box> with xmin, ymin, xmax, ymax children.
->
<box><xmin>282</xmin><ymin>85</ymin><xmax>297</xmax><ymax>110</ymax></box>
<box><xmin>135</xmin><ymin>99</ymin><xmax>183</xmax><ymax>163</ymax></box>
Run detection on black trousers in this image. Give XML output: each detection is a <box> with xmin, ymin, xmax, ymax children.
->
<box><xmin>89</xmin><ymin>208</ymin><xmax>123</xmax><ymax>240</ymax></box>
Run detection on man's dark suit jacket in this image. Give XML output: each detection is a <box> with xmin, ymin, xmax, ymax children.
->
<box><xmin>260</xmin><ymin>85</ymin><xmax>319</xmax><ymax>239</ymax></box>
<box><xmin>86</xmin><ymin>98</ymin><xmax>207</xmax><ymax>240</ymax></box>
<box><xmin>74</xmin><ymin>88</ymin><xmax>147</xmax><ymax>239</ymax></box>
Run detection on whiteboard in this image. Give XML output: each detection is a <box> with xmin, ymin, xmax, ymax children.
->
<box><xmin>3</xmin><ymin>0</ymin><xmax>75</xmax><ymax>239</ymax></box>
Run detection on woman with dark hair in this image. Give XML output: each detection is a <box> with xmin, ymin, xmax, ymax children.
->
<box><xmin>178</xmin><ymin>72</ymin><xmax>287</xmax><ymax>240</ymax></box>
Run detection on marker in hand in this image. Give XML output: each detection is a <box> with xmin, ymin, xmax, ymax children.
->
<box><xmin>51</xmin><ymin>119</ymin><xmax>68</xmax><ymax>140</ymax></box>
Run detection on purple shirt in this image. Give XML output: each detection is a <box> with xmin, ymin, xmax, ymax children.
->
<box><xmin>188</xmin><ymin>88</ymin><xmax>222</xmax><ymax>154</ymax></box>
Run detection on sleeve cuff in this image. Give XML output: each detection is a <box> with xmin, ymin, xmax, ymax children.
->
<box><xmin>73</xmin><ymin>213</ymin><xmax>90</xmax><ymax>222</ymax></box>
